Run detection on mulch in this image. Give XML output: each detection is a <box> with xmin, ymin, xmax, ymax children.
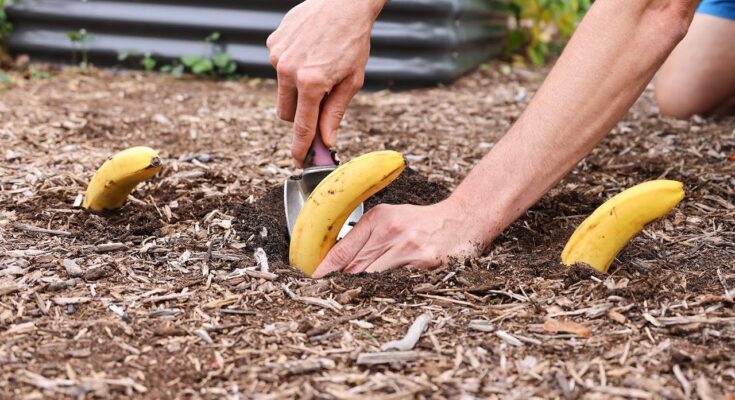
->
<box><xmin>0</xmin><ymin>64</ymin><xmax>734</xmax><ymax>399</ymax></box>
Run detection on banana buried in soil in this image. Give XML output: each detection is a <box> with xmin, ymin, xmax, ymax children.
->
<box><xmin>83</xmin><ymin>146</ymin><xmax>163</xmax><ymax>212</ymax></box>
<box><xmin>289</xmin><ymin>150</ymin><xmax>407</xmax><ymax>276</ymax></box>
<box><xmin>561</xmin><ymin>180</ymin><xmax>685</xmax><ymax>273</ymax></box>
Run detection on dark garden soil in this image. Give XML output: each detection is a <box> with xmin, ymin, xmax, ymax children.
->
<box><xmin>1</xmin><ymin>65</ymin><xmax>734</xmax><ymax>399</ymax></box>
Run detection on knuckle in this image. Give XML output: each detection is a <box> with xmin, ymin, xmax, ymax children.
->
<box><xmin>293</xmin><ymin>122</ymin><xmax>313</xmax><ymax>140</ymax></box>
<box><xmin>297</xmin><ymin>72</ymin><xmax>327</xmax><ymax>90</ymax></box>
<box><xmin>266</xmin><ymin>34</ymin><xmax>276</xmax><ymax>50</ymax></box>
<box><xmin>269</xmin><ymin>54</ymin><xmax>279</xmax><ymax>68</ymax></box>
<box><xmin>352</xmin><ymin>74</ymin><xmax>365</xmax><ymax>91</ymax></box>
<box><xmin>402</xmin><ymin>231</ymin><xmax>421</xmax><ymax>249</ymax></box>
<box><xmin>276</xmin><ymin>107</ymin><xmax>293</xmax><ymax>122</ymax></box>
<box><xmin>329</xmin><ymin>244</ymin><xmax>352</xmax><ymax>265</ymax></box>
<box><xmin>366</xmin><ymin>204</ymin><xmax>389</xmax><ymax>219</ymax></box>
<box><xmin>330</xmin><ymin>108</ymin><xmax>346</xmax><ymax>121</ymax></box>
<box><xmin>386</xmin><ymin>221</ymin><xmax>403</xmax><ymax>235</ymax></box>
<box><xmin>276</xmin><ymin>60</ymin><xmax>296</xmax><ymax>78</ymax></box>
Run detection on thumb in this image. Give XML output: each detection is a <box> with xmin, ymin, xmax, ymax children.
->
<box><xmin>312</xmin><ymin>218</ymin><xmax>372</xmax><ymax>278</ymax></box>
<box><xmin>319</xmin><ymin>75</ymin><xmax>361</xmax><ymax>147</ymax></box>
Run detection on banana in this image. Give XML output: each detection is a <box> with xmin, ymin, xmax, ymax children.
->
<box><xmin>289</xmin><ymin>150</ymin><xmax>406</xmax><ymax>276</ymax></box>
<box><xmin>561</xmin><ymin>180</ymin><xmax>685</xmax><ymax>272</ymax></box>
<box><xmin>83</xmin><ymin>146</ymin><xmax>162</xmax><ymax>212</ymax></box>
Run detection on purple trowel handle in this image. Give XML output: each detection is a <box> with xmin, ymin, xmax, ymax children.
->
<box><xmin>306</xmin><ymin>128</ymin><xmax>336</xmax><ymax>167</ymax></box>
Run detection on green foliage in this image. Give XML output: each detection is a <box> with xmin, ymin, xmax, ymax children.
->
<box><xmin>0</xmin><ymin>0</ymin><xmax>11</xmax><ymax>39</ymax></box>
<box><xmin>30</xmin><ymin>66</ymin><xmax>52</xmax><ymax>81</ymax></box>
<box><xmin>212</xmin><ymin>52</ymin><xmax>237</xmax><ymax>75</ymax></box>
<box><xmin>117</xmin><ymin>49</ymin><xmax>137</xmax><ymax>61</ymax></box>
<box><xmin>181</xmin><ymin>54</ymin><xmax>212</xmax><ymax>74</ymax></box>
<box><xmin>141</xmin><ymin>52</ymin><xmax>156</xmax><ymax>71</ymax></box>
<box><xmin>66</xmin><ymin>29</ymin><xmax>94</xmax><ymax>44</ymax></box>
<box><xmin>177</xmin><ymin>33</ymin><xmax>238</xmax><ymax>78</ymax></box>
<box><xmin>67</xmin><ymin>29</ymin><xmax>94</xmax><ymax>68</ymax></box>
<box><xmin>508</xmin><ymin>0</ymin><xmax>591</xmax><ymax>65</ymax></box>
<box><xmin>0</xmin><ymin>0</ymin><xmax>12</xmax><ymax>61</ymax></box>
<box><xmin>204</xmin><ymin>31</ymin><xmax>220</xmax><ymax>43</ymax></box>
<box><xmin>114</xmin><ymin>32</ymin><xmax>237</xmax><ymax>79</ymax></box>
<box><xmin>0</xmin><ymin>70</ymin><xmax>11</xmax><ymax>85</ymax></box>
<box><xmin>117</xmin><ymin>49</ymin><xmax>157</xmax><ymax>72</ymax></box>
<box><xmin>160</xmin><ymin>62</ymin><xmax>184</xmax><ymax>78</ymax></box>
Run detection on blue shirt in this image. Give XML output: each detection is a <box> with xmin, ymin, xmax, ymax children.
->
<box><xmin>698</xmin><ymin>0</ymin><xmax>735</xmax><ymax>19</ymax></box>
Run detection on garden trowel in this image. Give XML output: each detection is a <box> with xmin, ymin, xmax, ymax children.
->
<box><xmin>284</xmin><ymin>127</ymin><xmax>363</xmax><ymax>240</ymax></box>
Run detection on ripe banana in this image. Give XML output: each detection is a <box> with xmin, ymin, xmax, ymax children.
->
<box><xmin>561</xmin><ymin>180</ymin><xmax>685</xmax><ymax>272</ymax></box>
<box><xmin>289</xmin><ymin>150</ymin><xmax>406</xmax><ymax>276</ymax></box>
<box><xmin>83</xmin><ymin>146</ymin><xmax>162</xmax><ymax>212</ymax></box>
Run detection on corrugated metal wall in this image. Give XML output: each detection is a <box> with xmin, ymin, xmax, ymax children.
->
<box><xmin>6</xmin><ymin>0</ymin><xmax>508</xmax><ymax>86</ymax></box>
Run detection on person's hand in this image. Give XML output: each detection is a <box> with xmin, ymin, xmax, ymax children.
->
<box><xmin>311</xmin><ymin>200</ymin><xmax>489</xmax><ymax>278</ymax></box>
<box><xmin>267</xmin><ymin>0</ymin><xmax>385</xmax><ymax>165</ymax></box>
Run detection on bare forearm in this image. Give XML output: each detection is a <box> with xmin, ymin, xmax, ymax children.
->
<box><xmin>451</xmin><ymin>0</ymin><xmax>698</xmax><ymax>245</ymax></box>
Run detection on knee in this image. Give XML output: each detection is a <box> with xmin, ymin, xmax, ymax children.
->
<box><xmin>654</xmin><ymin>76</ymin><xmax>702</xmax><ymax>119</ymax></box>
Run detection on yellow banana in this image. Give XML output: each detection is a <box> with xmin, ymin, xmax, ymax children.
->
<box><xmin>561</xmin><ymin>180</ymin><xmax>685</xmax><ymax>272</ymax></box>
<box><xmin>289</xmin><ymin>150</ymin><xmax>406</xmax><ymax>276</ymax></box>
<box><xmin>83</xmin><ymin>146</ymin><xmax>162</xmax><ymax>212</ymax></box>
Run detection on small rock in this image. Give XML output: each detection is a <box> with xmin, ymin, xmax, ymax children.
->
<box><xmin>62</xmin><ymin>259</ymin><xmax>83</xmax><ymax>277</ymax></box>
<box><xmin>152</xmin><ymin>113</ymin><xmax>171</xmax><ymax>125</ymax></box>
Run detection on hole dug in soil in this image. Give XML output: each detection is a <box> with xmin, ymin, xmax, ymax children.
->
<box><xmin>234</xmin><ymin>168</ymin><xmax>452</xmax><ymax>264</ymax></box>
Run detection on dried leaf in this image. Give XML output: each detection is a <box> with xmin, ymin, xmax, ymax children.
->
<box><xmin>543</xmin><ymin>318</ymin><xmax>593</xmax><ymax>338</ymax></box>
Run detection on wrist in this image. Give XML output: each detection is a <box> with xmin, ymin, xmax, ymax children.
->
<box><xmin>440</xmin><ymin>191</ymin><xmax>510</xmax><ymax>250</ymax></box>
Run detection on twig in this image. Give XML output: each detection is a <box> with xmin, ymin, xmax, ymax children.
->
<box><xmin>13</xmin><ymin>222</ymin><xmax>71</xmax><ymax>237</ymax></box>
<box><xmin>306</xmin><ymin>309</ymin><xmax>373</xmax><ymax>337</ymax></box>
<box><xmin>356</xmin><ymin>351</ymin><xmax>421</xmax><ymax>365</ymax></box>
<box><xmin>95</xmin><ymin>243</ymin><xmax>128</xmax><ymax>252</ymax></box>
<box><xmin>672</xmin><ymin>364</ymin><xmax>692</xmax><ymax>399</ymax></box>
<box><xmin>381</xmin><ymin>313</ymin><xmax>431</xmax><ymax>351</ymax></box>
<box><xmin>143</xmin><ymin>292</ymin><xmax>192</xmax><ymax>304</ymax></box>
<box><xmin>495</xmin><ymin>330</ymin><xmax>523</xmax><ymax>347</ymax></box>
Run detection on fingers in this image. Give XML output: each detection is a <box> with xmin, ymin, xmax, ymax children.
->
<box><xmin>319</xmin><ymin>73</ymin><xmax>364</xmax><ymax>147</ymax></box>
<box><xmin>312</xmin><ymin>216</ymin><xmax>373</xmax><ymax>278</ymax></box>
<box><xmin>363</xmin><ymin>248</ymin><xmax>441</xmax><ymax>274</ymax></box>
<box><xmin>362</xmin><ymin>247</ymin><xmax>405</xmax><ymax>274</ymax></box>
<box><xmin>276</xmin><ymin>66</ymin><xmax>298</xmax><ymax>122</ymax></box>
<box><xmin>291</xmin><ymin>75</ymin><xmax>327</xmax><ymax>165</ymax></box>
<box><xmin>268</xmin><ymin>34</ymin><xmax>298</xmax><ymax>122</ymax></box>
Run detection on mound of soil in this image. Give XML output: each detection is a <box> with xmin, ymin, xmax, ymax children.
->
<box><xmin>235</xmin><ymin>167</ymin><xmax>452</xmax><ymax>264</ymax></box>
<box><xmin>6</xmin><ymin>190</ymin><xmax>164</xmax><ymax>244</ymax></box>
<box><xmin>74</xmin><ymin>205</ymin><xmax>163</xmax><ymax>243</ymax></box>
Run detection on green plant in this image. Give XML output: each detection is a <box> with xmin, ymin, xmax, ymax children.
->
<box><xmin>180</xmin><ymin>52</ymin><xmax>236</xmax><ymax>77</ymax></box>
<box><xmin>114</xmin><ymin>32</ymin><xmax>237</xmax><ymax>79</ymax></box>
<box><xmin>0</xmin><ymin>0</ymin><xmax>11</xmax><ymax>39</ymax></box>
<box><xmin>181</xmin><ymin>54</ymin><xmax>213</xmax><ymax>74</ymax></box>
<box><xmin>118</xmin><ymin>50</ymin><xmax>157</xmax><ymax>72</ymax></box>
<box><xmin>117</xmin><ymin>49</ymin><xmax>137</xmax><ymax>61</ymax></box>
<box><xmin>178</xmin><ymin>32</ymin><xmax>238</xmax><ymax>79</ymax></box>
<box><xmin>0</xmin><ymin>0</ymin><xmax>12</xmax><ymax>61</ymax></box>
<box><xmin>204</xmin><ymin>31</ymin><xmax>220</xmax><ymax>43</ymax></box>
<box><xmin>141</xmin><ymin>52</ymin><xmax>156</xmax><ymax>71</ymax></box>
<box><xmin>67</xmin><ymin>29</ymin><xmax>94</xmax><ymax>68</ymax></box>
<box><xmin>0</xmin><ymin>70</ymin><xmax>11</xmax><ymax>85</ymax></box>
<box><xmin>30</xmin><ymin>66</ymin><xmax>51</xmax><ymax>81</ymax></box>
<box><xmin>508</xmin><ymin>0</ymin><xmax>591</xmax><ymax>65</ymax></box>
<box><xmin>160</xmin><ymin>62</ymin><xmax>184</xmax><ymax>78</ymax></box>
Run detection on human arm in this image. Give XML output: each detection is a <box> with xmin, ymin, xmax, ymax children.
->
<box><xmin>312</xmin><ymin>0</ymin><xmax>699</xmax><ymax>277</ymax></box>
<box><xmin>267</xmin><ymin>0</ymin><xmax>387</xmax><ymax>165</ymax></box>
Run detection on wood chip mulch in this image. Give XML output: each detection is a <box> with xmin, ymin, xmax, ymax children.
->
<box><xmin>1</xmin><ymin>64</ymin><xmax>734</xmax><ymax>399</ymax></box>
